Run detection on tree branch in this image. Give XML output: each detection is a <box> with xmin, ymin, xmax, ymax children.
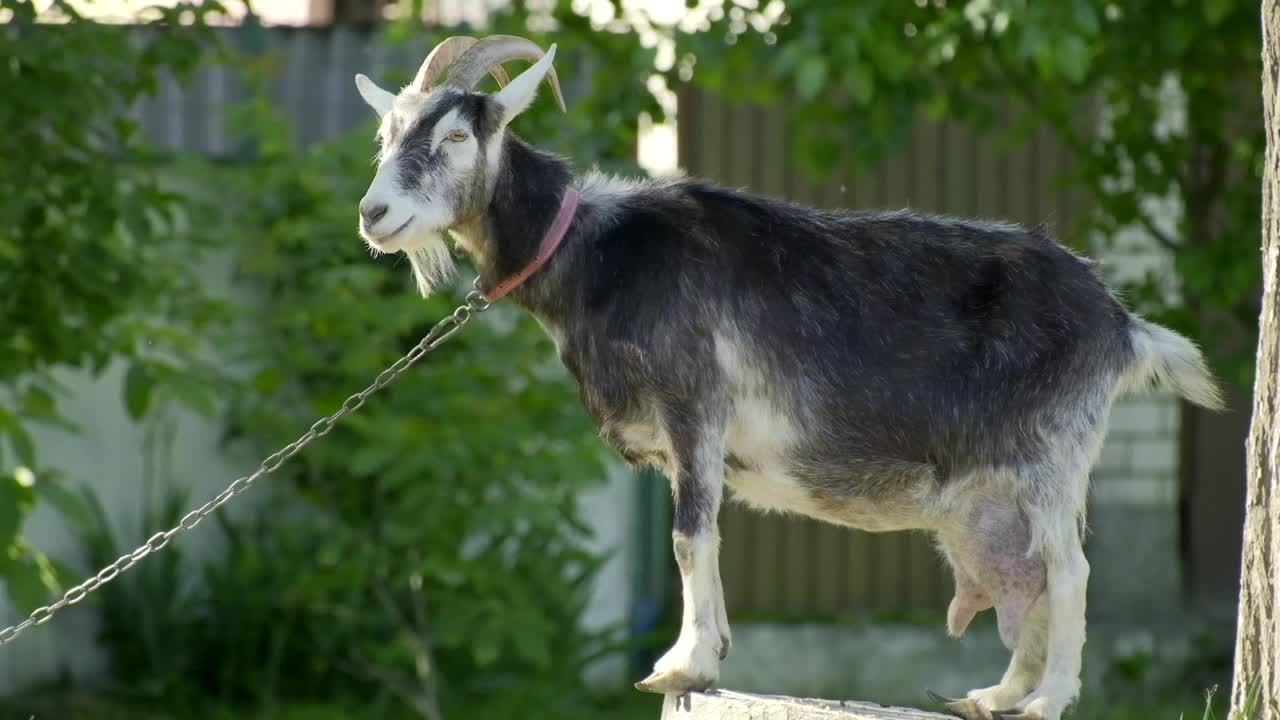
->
<box><xmin>1136</xmin><ymin>213</ymin><xmax>1182</xmax><ymax>253</ymax></box>
<box><xmin>338</xmin><ymin>655</ymin><xmax>444</xmax><ymax>720</ymax></box>
<box><xmin>987</xmin><ymin>43</ymin><xmax>1183</xmax><ymax>253</ymax></box>
<box><xmin>371</xmin><ymin>573</ymin><xmax>444</xmax><ymax>720</ymax></box>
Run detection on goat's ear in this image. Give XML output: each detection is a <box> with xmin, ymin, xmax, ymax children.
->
<box><xmin>355</xmin><ymin>73</ymin><xmax>395</xmax><ymax>117</ymax></box>
<box><xmin>491</xmin><ymin>43</ymin><xmax>557</xmax><ymax>127</ymax></box>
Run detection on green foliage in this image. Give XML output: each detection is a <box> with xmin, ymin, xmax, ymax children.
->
<box><xmin>0</xmin><ymin>1</ymin><xmax>232</xmax><ymax>611</ymax></box>
<box><xmin>1066</xmin><ymin>694</ymin><xmax>1227</xmax><ymax>720</ymax></box>
<box><xmin>205</xmin><ymin>115</ymin><xmax>621</xmax><ymax>705</ymax></box>
<box><xmin>667</xmin><ymin>0</ymin><xmax>1263</xmax><ymax>386</ymax></box>
<box><xmin>74</xmin><ymin>7</ymin><xmax>662</xmax><ymax>718</ymax></box>
<box><xmin>200</xmin><ymin>56</ymin><xmax>619</xmax><ymax>720</ymax></box>
<box><xmin>1235</xmin><ymin>681</ymin><xmax>1263</xmax><ymax>720</ymax></box>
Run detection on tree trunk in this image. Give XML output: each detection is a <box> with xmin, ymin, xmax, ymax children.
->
<box><xmin>1231</xmin><ymin>4</ymin><xmax>1280</xmax><ymax>717</ymax></box>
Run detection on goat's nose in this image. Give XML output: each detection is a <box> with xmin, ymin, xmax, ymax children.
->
<box><xmin>361</xmin><ymin>201</ymin><xmax>389</xmax><ymax>227</ymax></box>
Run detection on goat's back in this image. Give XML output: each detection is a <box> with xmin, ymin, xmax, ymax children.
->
<box><xmin>568</xmin><ymin>179</ymin><xmax>1143</xmax><ymax>480</ymax></box>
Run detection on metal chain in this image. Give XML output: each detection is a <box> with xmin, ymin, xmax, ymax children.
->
<box><xmin>0</xmin><ymin>280</ymin><xmax>494</xmax><ymax>649</ymax></box>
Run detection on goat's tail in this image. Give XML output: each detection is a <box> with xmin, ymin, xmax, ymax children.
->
<box><xmin>1118</xmin><ymin>316</ymin><xmax>1225</xmax><ymax>411</ymax></box>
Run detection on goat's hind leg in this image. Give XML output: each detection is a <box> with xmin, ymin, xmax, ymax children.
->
<box><xmin>1004</xmin><ymin>524</ymin><xmax>1088</xmax><ymax>720</ymax></box>
<box><xmin>713</xmin><ymin>556</ymin><xmax>732</xmax><ymax>659</ymax></box>
<box><xmin>980</xmin><ymin>466</ymin><xmax>1089</xmax><ymax>720</ymax></box>
<box><xmin>635</xmin><ymin>424</ymin><xmax>727</xmax><ymax>694</ymax></box>
<box><xmin>932</xmin><ymin>596</ymin><xmax>1049</xmax><ymax>720</ymax></box>
<box><xmin>931</xmin><ymin>499</ymin><xmax>1048</xmax><ymax>720</ymax></box>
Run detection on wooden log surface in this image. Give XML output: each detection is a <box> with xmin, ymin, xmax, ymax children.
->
<box><xmin>661</xmin><ymin>690</ymin><xmax>953</xmax><ymax>719</ymax></box>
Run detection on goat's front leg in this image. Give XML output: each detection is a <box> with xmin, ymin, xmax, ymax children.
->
<box><xmin>635</xmin><ymin>428</ymin><xmax>726</xmax><ymax>695</ymax></box>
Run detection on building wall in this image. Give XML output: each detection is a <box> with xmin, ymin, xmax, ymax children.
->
<box><xmin>0</xmin><ymin>251</ymin><xmax>257</xmax><ymax>692</ymax></box>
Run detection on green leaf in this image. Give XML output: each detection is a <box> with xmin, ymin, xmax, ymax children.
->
<box><xmin>20</xmin><ymin>386</ymin><xmax>56</xmax><ymax>420</ymax></box>
<box><xmin>512</xmin><ymin>628</ymin><xmax>552</xmax><ymax>669</ymax></box>
<box><xmin>795</xmin><ymin>57</ymin><xmax>828</xmax><ymax>101</ymax></box>
<box><xmin>0</xmin><ymin>479</ymin><xmax>20</xmax><ymax>547</ymax></box>
<box><xmin>167</xmin><ymin>375</ymin><xmax>217</xmax><ymax>418</ymax></box>
<box><xmin>2</xmin><ymin>552</ymin><xmax>51</xmax><ymax>614</ymax></box>
<box><xmin>124</xmin><ymin>363</ymin><xmax>154</xmax><ymax>420</ymax></box>
<box><xmin>473</xmin><ymin>626</ymin><xmax>502</xmax><ymax>668</ymax></box>
<box><xmin>1072</xmin><ymin>2</ymin><xmax>1101</xmax><ymax>34</ymax></box>
<box><xmin>1055</xmin><ymin>35</ymin><xmax>1092</xmax><ymax>84</ymax></box>
<box><xmin>252</xmin><ymin>368</ymin><xmax>285</xmax><ymax>394</ymax></box>
<box><xmin>350</xmin><ymin>443</ymin><xmax>400</xmax><ymax>476</ymax></box>
<box><xmin>6</xmin><ymin>425</ymin><xmax>36</xmax><ymax>468</ymax></box>
<box><xmin>844</xmin><ymin>65</ymin><xmax>874</xmax><ymax>105</ymax></box>
<box><xmin>1204</xmin><ymin>0</ymin><xmax>1233</xmax><ymax>25</ymax></box>
<box><xmin>34</xmin><ymin>480</ymin><xmax>93</xmax><ymax>531</ymax></box>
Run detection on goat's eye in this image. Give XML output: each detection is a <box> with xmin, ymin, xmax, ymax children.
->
<box><xmin>447</xmin><ymin>130</ymin><xmax>469</xmax><ymax>143</ymax></box>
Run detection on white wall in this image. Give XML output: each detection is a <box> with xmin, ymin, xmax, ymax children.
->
<box><xmin>0</xmin><ymin>361</ymin><xmax>260</xmax><ymax>693</ymax></box>
<box><xmin>0</xmin><ymin>249</ymin><xmax>260</xmax><ymax>692</ymax></box>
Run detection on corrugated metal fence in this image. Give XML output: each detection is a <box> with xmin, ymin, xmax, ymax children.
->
<box><xmin>677</xmin><ymin>86</ymin><xmax>1089</xmax><ymax>617</ymax></box>
<box><xmin>133</xmin><ymin>26</ymin><xmax>426</xmax><ymax>153</ymax></box>
<box><xmin>132</xmin><ymin>24</ymin><xmax>600</xmax><ymax>154</ymax></box>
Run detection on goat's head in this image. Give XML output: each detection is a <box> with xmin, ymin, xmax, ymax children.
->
<box><xmin>353</xmin><ymin>35</ymin><xmax>565</xmax><ymax>295</ymax></box>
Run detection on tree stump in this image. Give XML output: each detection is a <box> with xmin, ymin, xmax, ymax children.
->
<box><xmin>661</xmin><ymin>690</ymin><xmax>953</xmax><ymax>720</ymax></box>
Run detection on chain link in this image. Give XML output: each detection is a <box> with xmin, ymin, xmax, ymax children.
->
<box><xmin>0</xmin><ymin>280</ymin><xmax>494</xmax><ymax>649</ymax></box>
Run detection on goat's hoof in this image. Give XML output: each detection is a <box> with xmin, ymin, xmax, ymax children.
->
<box><xmin>635</xmin><ymin>669</ymin><xmax>713</xmax><ymax>695</ymax></box>
<box><xmin>998</xmin><ymin>694</ymin><xmax>1055</xmax><ymax>720</ymax></box>
<box><xmin>718</xmin><ymin>635</ymin><xmax>731</xmax><ymax>661</ymax></box>
<box><xmin>926</xmin><ymin>690</ymin><xmax>993</xmax><ymax>720</ymax></box>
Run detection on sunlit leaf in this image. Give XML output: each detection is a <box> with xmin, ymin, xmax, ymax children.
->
<box><xmin>795</xmin><ymin>57</ymin><xmax>828</xmax><ymax>101</ymax></box>
<box><xmin>6</xmin><ymin>425</ymin><xmax>35</xmax><ymax>468</ymax></box>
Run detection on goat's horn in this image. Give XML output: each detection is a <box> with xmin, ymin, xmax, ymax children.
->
<box><xmin>413</xmin><ymin>36</ymin><xmax>511</xmax><ymax>93</ymax></box>
<box><xmin>444</xmin><ymin>34</ymin><xmax>567</xmax><ymax>112</ymax></box>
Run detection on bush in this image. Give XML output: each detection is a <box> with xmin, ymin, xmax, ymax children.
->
<box><xmin>0</xmin><ymin>0</ymin><xmax>232</xmax><ymax>615</ymax></box>
<box><xmin>70</xmin><ymin>11</ymin><xmax>664</xmax><ymax>719</ymax></box>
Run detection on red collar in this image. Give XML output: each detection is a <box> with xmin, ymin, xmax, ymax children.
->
<box><xmin>481</xmin><ymin>188</ymin><xmax>580</xmax><ymax>302</ymax></box>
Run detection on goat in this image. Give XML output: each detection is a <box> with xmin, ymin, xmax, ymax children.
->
<box><xmin>351</xmin><ymin>35</ymin><xmax>1223</xmax><ymax>720</ymax></box>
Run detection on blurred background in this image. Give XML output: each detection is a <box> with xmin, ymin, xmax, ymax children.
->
<box><xmin>0</xmin><ymin>1</ymin><xmax>1263</xmax><ymax>718</ymax></box>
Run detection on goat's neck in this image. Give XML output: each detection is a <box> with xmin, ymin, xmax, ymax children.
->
<box><xmin>452</xmin><ymin>134</ymin><xmax>574</xmax><ymax>310</ymax></box>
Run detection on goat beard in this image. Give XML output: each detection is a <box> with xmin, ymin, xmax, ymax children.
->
<box><xmin>405</xmin><ymin>235</ymin><xmax>458</xmax><ymax>298</ymax></box>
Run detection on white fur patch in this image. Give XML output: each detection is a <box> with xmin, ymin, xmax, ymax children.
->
<box><xmin>577</xmin><ymin>171</ymin><xmax>680</xmax><ymax>224</ymax></box>
<box><xmin>405</xmin><ymin>239</ymin><xmax>458</xmax><ymax>297</ymax></box>
<box><xmin>1119</xmin><ymin>316</ymin><xmax>1223</xmax><ymax>410</ymax></box>
<box><xmin>713</xmin><ymin>334</ymin><xmax>816</xmax><ymax>515</ymax></box>
<box><xmin>652</xmin><ymin>530</ymin><xmax>724</xmax><ymax>684</ymax></box>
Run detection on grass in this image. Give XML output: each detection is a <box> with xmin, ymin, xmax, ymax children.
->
<box><xmin>1060</xmin><ymin>685</ymin><xmax>1227</xmax><ymax>720</ymax></box>
<box><xmin>1235</xmin><ymin>680</ymin><xmax>1264</xmax><ymax>720</ymax></box>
